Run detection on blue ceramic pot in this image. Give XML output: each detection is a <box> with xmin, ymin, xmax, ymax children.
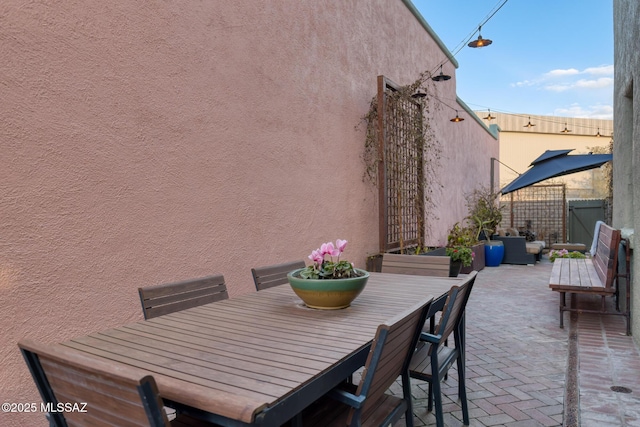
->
<box><xmin>484</xmin><ymin>241</ymin><xmax>505</xmax><ymax>267</ymax></box>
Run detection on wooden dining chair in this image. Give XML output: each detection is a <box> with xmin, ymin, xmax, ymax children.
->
<box><xmin>408</xmin><ymin>271</ymin><xmax>477</xmax><ymax>427</ymax></box>
<box><xmin>18</xmin><ymin>339</ymin><xmax>219</xmax><ymax>427</ymax></box>
<box><xmin>251</xmin><ymin>260</ymin><xmax>305</xmax><ymax>291</ymax></box>
<box><xmin>381</xmin><ymin>252</ymin><xmax>451</xmax><ymax>339</ymax></box>
<box><xmin>381</xmin><ymin>253</ymin><xmax>450</xmax><ymax>277</ymax></box>
<box><xmin>138</xmin><ymin>274</ymin><xmax>228</xmax><ymax>319</ymax></box>
<box><xmin>299</xmin><ymin>296</ymin><xmax>433</xmax><ymax>427</ymax></box>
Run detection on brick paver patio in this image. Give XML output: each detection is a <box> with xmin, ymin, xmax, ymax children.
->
<box><xmin>392</xmin><ymin>260</ymin><xmax>640</xmax><ymax>427</ymax></box>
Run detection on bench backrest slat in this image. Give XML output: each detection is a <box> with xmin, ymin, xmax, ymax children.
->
<box><xmin>592</xmin><ymin>223</ymin><xmax>621</xmax><ymax>289</ymax></box>
<box><xmin>381</xmin><ymin>253</ymin><xmax>450</xmax><ymax>277</ymax></box>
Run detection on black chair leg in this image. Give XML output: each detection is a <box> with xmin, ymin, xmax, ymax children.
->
<box><xmin>457</xmin><ymin>357</ymin><xmax>469</xmax><ymax>425</ymax></box>
<box><xmin>432</xmin><ymin>377</ymin><xmax>444</xmax><ymax>427</ymax></box>
<box><xmin>402</xmin><ymin>373</ymin><xmax>414</xmax><ymax>427</ymax></box>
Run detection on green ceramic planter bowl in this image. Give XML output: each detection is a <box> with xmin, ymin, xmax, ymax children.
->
<box><xmin>287</xmin><ymin>268</ymin><xmax>370</xmax><ymax>310</ymax></box>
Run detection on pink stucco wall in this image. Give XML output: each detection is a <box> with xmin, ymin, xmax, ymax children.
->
<box><xmin>0</xmin><ymin>1</ymin><xmax>497</xmax><ymax>425</ymax></box>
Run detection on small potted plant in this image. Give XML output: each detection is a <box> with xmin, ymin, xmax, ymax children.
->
<box><xmin>287</xmin><ymin>239</ymin><xmax>369</xmax><ymax>309</ymax></box>
<box><xmin>446</xmin><ymin>222</ymin><xmax>484</xmax><ymax>273</ymax></box>
<box><xmin>445</xmin><ymin>246</ymin><xmax>474</xmax><ymax>276</ymax></box>
<box><xmin>466</xmin><ymin>186</ymin><xmax>505</xmax><ymax>267</ymax></box>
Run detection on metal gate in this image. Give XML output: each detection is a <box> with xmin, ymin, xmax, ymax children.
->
<box><xmin>567</xmin><ymin>199</ymin><xmax>606</xmax><ymax>246</ymax></box>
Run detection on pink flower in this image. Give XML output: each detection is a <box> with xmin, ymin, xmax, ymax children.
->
<box><xmin>309</xmin><ymin>249</ymin><xmax>324</xmax><ymax>265</ymax></box>
<box><xmin>335</xmin><ymin>239</ymin><xmax>348</xmax><ymax>253</ymax></box>
<box><xmin>321</xmin><ymin>242</ymin><xmax>339</xmax><ymax>257</ymax></box>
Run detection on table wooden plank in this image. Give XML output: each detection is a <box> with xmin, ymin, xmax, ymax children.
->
<box><xmin>119</xmin><ymin>323</ymin><xmax>327</xmax><ymax>373</ymax></box>
<box><xmin>59</xmin><ymin>272</ymin><xmax>460</xmax><ymax>425</ymax></box>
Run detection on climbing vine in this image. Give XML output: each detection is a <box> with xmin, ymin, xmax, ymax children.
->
<box><xmin>359</xmin><ymin>71</ymin><xmax>443</xmax><ymax>250</ymax></box>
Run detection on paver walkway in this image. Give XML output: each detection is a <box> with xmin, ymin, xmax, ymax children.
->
<box><xmin>393</xmin><ymin>260</ymin><xmax>640</xmax><ymax>427</ymax></box>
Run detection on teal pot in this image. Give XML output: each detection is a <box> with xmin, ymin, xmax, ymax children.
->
<box><xmin>484</xmin><ymin>241</ymin><xmax>505</xmax><ymax>267</ymax></box>
<box><xmin>287</xmin><ymin>268</ymin><xmax>369</xmax><ymax>310</ymax></box>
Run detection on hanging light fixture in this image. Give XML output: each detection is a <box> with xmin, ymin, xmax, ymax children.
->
<box><xmin>483</xmin><ymin>109</ymin><xmax>496</xmax><ymax>120</ymax></box>
<box><xmin>524</xmin><ymin>117</ymin><xmax>536</xmax><ymax>128</ymax></box>
<box><xmin>450</xmin><ymin>111</ymin><xmax>464</xmax><ymax>122</ymax></box>
<box><xmin>411</xmin><ymin>91</ymin><xmax>426</xmax><ymax>99</ymax></box>
<box><xmin>561</xmin><ymin>123</ymin><xmax>571</xmax><ymax>133</ymax></box>
<box><xmin>468</xmin><ymin>26</ymin><xmax>493</xmax><ymax>48</ymax></box>
<box><xmin>432</xmin><ymin>65</ymin><xmax>451</xmax><ymax>82</ymax></box>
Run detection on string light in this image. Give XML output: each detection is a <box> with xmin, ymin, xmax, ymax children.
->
<box><xmin>428</xmin><ymin>0</ymin><xmax>509</xmax><ymax>83</ymax></box>
<box><xmin>450</xmin><ymin>111</ymin><xmax>464</xmax><ymax>122</ymax></box>
<box><xmin>524</xmin><ymin>117</ymin><xmax>536</xmax><ymax>128</ymax></box>
<box><xmin>484</xmin><ymin>109</ymin><xmax>496</xmax><ymax>120</ymax></box>
<box><xmin>431</xmin><ymin>65</ymin><xmax>451</xmax><ymax>82</ymax></box>
<box><xmin>456</xmin><ymin>103</ymin><xmax>613</xmax><ymax>136</ymax></box>
<box><xmin>468</xmin><ymin>26</ymin><xmax>493</xmax><ymax>48</ymax></box>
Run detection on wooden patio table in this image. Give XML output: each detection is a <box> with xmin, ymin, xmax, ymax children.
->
<box><xmin>58</xmin><ymin>272</ymin><xmax>463</xmax><ymax>427</ymax></box>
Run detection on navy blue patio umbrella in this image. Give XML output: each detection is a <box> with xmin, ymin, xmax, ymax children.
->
<box><xmin>500</xmin><ymin>149</ymin><xmax>613</xmax><ymax>195</ymax></box>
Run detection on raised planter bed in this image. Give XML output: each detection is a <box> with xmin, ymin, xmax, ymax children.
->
<box><xmin>462</xmin><ymin>242</ymin><xmax>485</xmax><ymax>273</ymax></box>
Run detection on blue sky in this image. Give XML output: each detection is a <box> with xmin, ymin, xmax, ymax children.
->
<box><xmin>412</xmin><ymin>0</ymin><xmax>614</xmax><ymax>119</ymax></box>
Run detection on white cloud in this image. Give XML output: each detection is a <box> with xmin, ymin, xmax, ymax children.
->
<box><xmin>583</xmin><ymin>65</ymin><xmax>614</xmax><ymax>75</ymax></box>
<box><xmin>512</xmin><ymin>80</ymin><xmax>534</xmax><ymax>87</ymax></box>
<box><xmin>514</xmin><ymin>65</ymin><xmax>614</xmax><ymax>90</ymax></box>
<box><xmin>574</xmin><ymin>77</ymin><xmax>614</xmax><ymax>89</ymax></box>
<box><xmin>544</xmin><ymin>77</ymin><xmax>613</xmax><ymax>92</ymax></box>
<box><xmin>545</xmin><ymin>68</ymin><xmax>580</xmax><ymax>77</ymax></box>
<box><xmin>553</xmin><ymin>104</ymin><xmax>613</xmax><ymax>119</ymax></box>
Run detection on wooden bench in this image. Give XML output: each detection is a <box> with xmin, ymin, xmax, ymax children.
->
<box><xmin>548</xmin><ymin>223</ymin><xmax>630</xmax><ymax>334</ymax></box>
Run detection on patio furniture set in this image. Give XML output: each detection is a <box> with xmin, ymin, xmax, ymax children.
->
<box><xmin>18</xmin><ymin>260</ymin><xmax>478</xmax><ymax>427</ymax></box>
<box><xmin>493</xmin><ymin>227</ymin><xmax>545</xmax><ymax>265</ymax></box>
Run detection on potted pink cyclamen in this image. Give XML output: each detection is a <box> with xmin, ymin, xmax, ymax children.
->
<box><xmin>287</xmin><ymin>239</ymin><xmax>369</xmax><ymax>309</ymax></box>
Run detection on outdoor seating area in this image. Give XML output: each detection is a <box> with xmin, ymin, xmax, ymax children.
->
<box><xmin>20</xmin><ymin>270</ymin><xmax>467</xmax><ymax>427</ymax></box>
<box><xmin>494</xmin><ymin>227</ymin><xmax>545</xmax><ymax>265</ymax></box>
<box><xmin>4</xmin><ymin>3</ymin><xmax>639</xmax><ymax>427</ymax></box>
<box><xmin>17</xmin><ymin>258</ymin><xmax>640</xmax><ymax>427</ymax></box>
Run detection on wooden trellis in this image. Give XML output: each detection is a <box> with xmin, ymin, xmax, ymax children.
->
<box><xmin>377</xmin><ymin>76</ymin><xmax>424</xmax><ymax>252</ymax></box>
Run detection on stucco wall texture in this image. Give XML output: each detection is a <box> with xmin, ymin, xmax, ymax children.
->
<box><xmin>1</xmin><ymin>1</ymin><xmax>497</xmax><ymax>424</ymax></box>
<box><xmin>613</xmin><ymin>0</ymin><xmax>639</xmax><ymax>344</ymax></box>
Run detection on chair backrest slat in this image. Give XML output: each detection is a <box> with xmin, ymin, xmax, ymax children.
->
<box><xmin>138</xmin><ymin>274</ymin><xmax>228</xmax><ymax>319</ymax></box>
<box><xmin>353</xmin><ymin>296</ymin><xmax>433</xmax><ymax>423</ymax></box>
<box><xmin>251</xmin><ymin>260</ymin><xmax>306</xmax><ymax>291</ymax></box>
<box><xmin>19</xmin><ymin>340</ymin><xmax>168</xmax><ymax>427</ymax></box>
<box><xmin>434</xmin><ymin>272</ymin><xmax>477</xmax><ymax>345</ymax></box>
<box><xmin>381</xmin><ymin>253</ymin><xmax>450</xmax><ymax>277</ymax></box>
